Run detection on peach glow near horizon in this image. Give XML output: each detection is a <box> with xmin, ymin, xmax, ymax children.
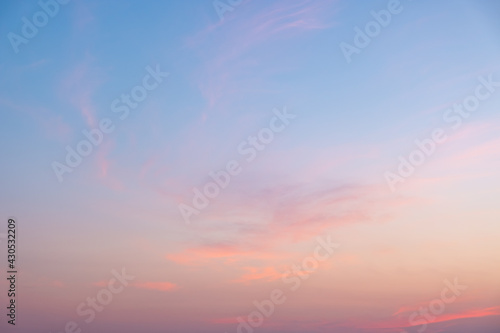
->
<box><xmin>0</xmin><ymin>0</ymin><xmax>499</xmax><ymax>332</ymax></box>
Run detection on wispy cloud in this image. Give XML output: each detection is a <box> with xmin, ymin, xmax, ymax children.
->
<box><xmin>186</xmin><ymin>0</ymin><xmax>338</xmax><ymax>111</ymax></box>
<box><xmin>58</xmin><ymin>55</ymin><xmax>106</xmax><ymax>128</ymax></box>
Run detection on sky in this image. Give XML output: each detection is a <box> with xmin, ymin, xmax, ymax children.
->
<box><xmin>0</xmin><ymin>0</ymin><xmax>499</xmax><ymax>332</ymax></box>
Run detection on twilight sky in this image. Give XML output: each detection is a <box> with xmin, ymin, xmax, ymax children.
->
<box><xmin>0</xmin><ymin>0</ymin><xmax>500</xmax><ymax>332</ymax></box>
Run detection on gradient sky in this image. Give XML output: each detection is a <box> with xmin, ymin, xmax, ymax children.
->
<box><xmin>1</xmin><ymin>0</ymin><xmax>500</xmax><ymax>332</ymax></box>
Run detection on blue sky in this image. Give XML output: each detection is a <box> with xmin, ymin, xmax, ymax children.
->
<box><xmin>1</xmin><ymin>1</ymin><xmax>500</xmax><ymax>332</ymax></box>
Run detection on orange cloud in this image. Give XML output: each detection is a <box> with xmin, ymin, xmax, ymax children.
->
<box><xmin>232</xmin><ymin>266</ymin><xmax>285</xmax><ymax>284</ymax></box>
<box><xmin>93</xmin><ymin>280</ymin><xmax>107</xmax><ymax>287</ymax></box>
<box><xmin>166</xmin><ymin>243</ymin><xmax>280</xmax><ymax>266</ymax></box>
<box><xmin>132</xmin><ymin>281</ymin><xmax>178</xmax><ymax>292</ymax></box>
<box><xmin>209</xmin><ymin>317</ymin><xmax>239</xmax><ymax>324</ymax></box>
<box><xmin>166</xmin><ymin>244</ymin><xmax>242</xmax><ymax>265</ymax></box>
<box><xmin>52</xmin><ymin>280</ymin><xmax>65</xmax><ymax>288</ymax></box>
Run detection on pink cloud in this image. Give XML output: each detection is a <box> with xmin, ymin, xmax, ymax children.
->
<box><xmin>165</xmin><ymin>180</ymin><xmax>415</xmax><ymax>278</ymax></box>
